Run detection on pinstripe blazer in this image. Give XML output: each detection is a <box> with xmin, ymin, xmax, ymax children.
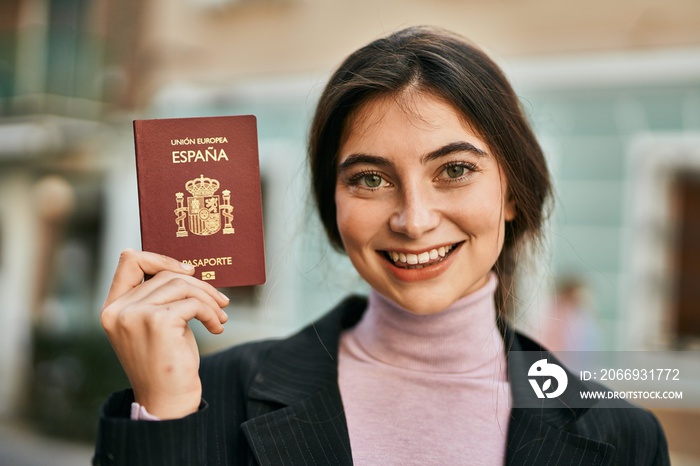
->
<box><xmin>93</xmin><ymin>296</ymin><xmax>670</xmax><ymax>466</ymax></box>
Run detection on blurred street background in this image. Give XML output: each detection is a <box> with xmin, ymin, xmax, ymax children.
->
<box><xmin>1</xmin><ymin>0</ymin><xmax>700</xmax><ymax>464</ymax></box>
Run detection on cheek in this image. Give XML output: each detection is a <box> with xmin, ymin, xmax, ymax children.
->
<box><xmin>335</xmin><ymin>211</ymin><xmax>355</xmax><ymax>251</ymax></box>
<box><xmin>335</xmin><ymin>191</ymin><xmax>365</xmax><ymax>252</ymax></box>
<box><xmin>335</xmin><ymin>191</ymin><xmax>393</xmax><ymax>256</ymax></box>
<box><xmin>452</xmin><ymin>187</ymin><xmax>506</xmax><ymax>233</ymax></box>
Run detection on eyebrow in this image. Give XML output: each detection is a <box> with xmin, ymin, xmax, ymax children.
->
<box><xmin>337</xmin><ymin>141</ymin><xmax>489</xmax><ymax>174</ymax></box>
<box><xmin>421</xmin><ymin>141</ymin><xmax>489</xmax><ymax>163</ymax></box>
<box><xmin>337</xmin><ymin>154</ymin><xmax>394</xmax><ymax>173</ymax></box>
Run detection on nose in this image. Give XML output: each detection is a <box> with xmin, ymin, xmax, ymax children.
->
<box><xmin>389</xmin><ymin>185</ymin><xmax>440</xmax><ymax>239</ymax></box>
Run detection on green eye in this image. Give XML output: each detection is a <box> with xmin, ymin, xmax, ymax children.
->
<box><xmin>363</xmin><ymin>174</ymin><xmax>383</xmax><ymax>188</ymax></box>
<box><xmin>446</xmin><ymin>165</ymin><xmax>466</xmax><ymax>179</ymax></box>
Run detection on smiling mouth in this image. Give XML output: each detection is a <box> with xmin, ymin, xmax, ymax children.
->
<box><xmin>381</xmin><ymin>242</ymin><xmax>462</xmax><ymax>269</ymax></box>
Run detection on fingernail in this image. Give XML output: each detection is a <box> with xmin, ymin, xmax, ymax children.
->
<box><xmin>218</xmin><ymin>291</ymin><xmax>229</xmax><ymax>301</ymax></box>
<box><xmin>180</xmin><ymin>262</ymin><xmax>194</xmax><ymax>271</ymax></box>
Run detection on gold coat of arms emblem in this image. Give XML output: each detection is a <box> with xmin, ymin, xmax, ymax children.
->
<box><xmin>174</xmin><ymin>174</ymin><xmax>234</xmax><ymax>237</ymax></box>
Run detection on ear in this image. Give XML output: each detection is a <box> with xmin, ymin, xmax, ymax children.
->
<box><xmin>498</xmin><ymin>166</ymin><xmax>516</xmax><ymax>222</ymax></box>
<box><xmin>504</xmin><ymin>194</ymin><xmax>516</xmax><ymax>222</ymax></box>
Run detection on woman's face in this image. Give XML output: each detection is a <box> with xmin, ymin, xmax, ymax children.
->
<box><xmin>335</xmin><ymin>92</ymin><xmax>515</xmax><ymax>315</ymax></box>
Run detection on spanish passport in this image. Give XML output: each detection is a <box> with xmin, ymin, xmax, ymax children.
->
<box><xmin>134</xmin><ymin>115</ymin><xmax>266</xmax><ymax>287</ymax></box>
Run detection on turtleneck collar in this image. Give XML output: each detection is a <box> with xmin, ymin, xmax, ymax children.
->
<box><xmin>348</xmin><ymin>272</ymin><xmax>506</xmax><ymax>375</ymax></box>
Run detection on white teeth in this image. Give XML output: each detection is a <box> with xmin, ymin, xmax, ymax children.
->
<box><xmin>387</xmin><ymin>245</ymin><xmax>456</xmax><ymax>265</ymax></box>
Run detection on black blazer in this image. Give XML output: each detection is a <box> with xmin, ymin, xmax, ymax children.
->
<box><xmin>93</xmin><ymin>296</ymin><xmax>670</xmax><ymax>466</ymax></box>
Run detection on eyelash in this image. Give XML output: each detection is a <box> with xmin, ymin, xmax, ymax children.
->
<box><xmin>438</xmin><ymin>161</ymin><xmax>478</xmax><ymax>182</ymax></box>
<box><xmin>345</xmin><ymin>161</ymin><xmax>478</xmax><ymax>190</ymax></box>
<box><xmin>347</xmin><ymin>170</ymin><xmax>387</xmax><ymax>190</ymax></box>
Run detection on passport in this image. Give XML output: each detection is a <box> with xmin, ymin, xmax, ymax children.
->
<box><xmin>134</xmin><ymin>115</ymin><xmax>266</xmax><ymax>287</ymax></box>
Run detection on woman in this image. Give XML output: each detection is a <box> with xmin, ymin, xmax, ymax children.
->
<box><xmin>93</xmin><ymin>26</ymin><xmax>669</xmax><ymax>465</ymax></box>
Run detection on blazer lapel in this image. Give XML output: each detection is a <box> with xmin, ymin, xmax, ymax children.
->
<box><xmin>504</xmin><ymin>326</ymin><xmax>616</xmax><ymax>466</ymax></box>
<box><xmin>240</xmin><ymin>297</ymin><xmax>365</xmax><ymax>466</ymax></box>
<box><xmin>505</xmin><ymin>408</ymin><xmax>616</xmax><ymax>465</ymax></box>
<box><xmin>238</xmin><ymin>297</ymin><xmax>617</xmax><ymax>466</ymax></box>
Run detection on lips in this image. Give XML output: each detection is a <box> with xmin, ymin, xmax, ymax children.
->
<box><xmin>383</xmin><ymin>243</ymin><xmax>460</xmax><ymax>269</ymax></box>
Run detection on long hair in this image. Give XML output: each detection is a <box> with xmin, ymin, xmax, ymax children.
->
<box><xmin>309</xmin><ymin>26</ymin><xmax>552</xmax><ymax>317</ymax></box>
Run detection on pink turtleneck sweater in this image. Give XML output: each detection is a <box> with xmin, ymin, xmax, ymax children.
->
<box><xmin>337</xmin><ymin>274</ymin><xmax>511</xmax><ymax>465</ymax></box>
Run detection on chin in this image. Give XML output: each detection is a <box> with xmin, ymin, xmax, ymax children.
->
<box><xmin>372</xmin><ymin>268</ymin><xmax>494</xmax><ymax>315</ymax></box>
<box><xmin>381</xmin><ymin>287</ymin><xmax>461</xmax><ymax>315</ymax></box>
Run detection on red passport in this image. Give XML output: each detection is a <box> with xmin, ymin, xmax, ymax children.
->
<box><xmin>134</xmin><ymin>115</ymin><xmax>266</xmax><ymax>287</ymax></box>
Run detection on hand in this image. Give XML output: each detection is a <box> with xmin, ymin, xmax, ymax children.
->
<box><xmin>100</xmin><ymin>249</ymin><xmax>229</xmax><ymax>419</ymax></box>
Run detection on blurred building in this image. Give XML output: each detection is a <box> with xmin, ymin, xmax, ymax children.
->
<box><xmin>0</xmin><ymin>0</ymin><xmax>111</xmax><ymax>418</ymax></box>
<box><xmin>0</xmin><ymin>1</ymin><xmax>699</xmax><ymax>455</ymax></box>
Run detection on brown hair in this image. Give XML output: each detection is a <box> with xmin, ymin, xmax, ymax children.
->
<box><xmin>308</xmin><ymin>26</ymin><xmax>552</xmax><ymax>316</ymax></box>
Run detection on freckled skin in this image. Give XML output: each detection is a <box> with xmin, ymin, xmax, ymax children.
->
<box><xmin>335</xmin><ymin>92</ymin><xmax>515</xmax><ymax>315</ymax></box>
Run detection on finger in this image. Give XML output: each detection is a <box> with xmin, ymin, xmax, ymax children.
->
<box><xmin>101</xmin><ymin>274</ymin><xmax>229</xmax><ymax>335</ymax></box>
<box><xmin>142</xmin><ymin>277</ymin><xmax>228</xmax><ymax>324</ymax></box>
<box><xmin>104</xmin><ymin>249</ymin><xmax>195</xmax><ymax>308</ymax></box>
<box><xmin>119</xmin><ymin>271</ymin><xmax>229</xmax><ymax>320</ymax></box>
<box><xmin>150</xmin><ymin>271</ymin><xmax>229</xmax><ymax>311</ymax></box>
<box><xmin>158</xmin><ymin>297</ymin><xmax>226</xmax><ymax>335</ymax></box>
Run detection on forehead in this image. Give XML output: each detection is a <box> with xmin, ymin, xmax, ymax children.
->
<box><xmin>346</xmin><ymin>91</ymin><xmax>465</xmax><ymax>130</ymax></box>
<box><xmin>339</xmin><ymin>91</ymin><xmax>490</xmax><ymax>158</ymax></box>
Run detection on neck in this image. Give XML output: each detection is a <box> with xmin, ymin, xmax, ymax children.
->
<box><xmin>351</xmin><ymin>273</ymin><xmax>506</xmax><ymax>374</ymax></box>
